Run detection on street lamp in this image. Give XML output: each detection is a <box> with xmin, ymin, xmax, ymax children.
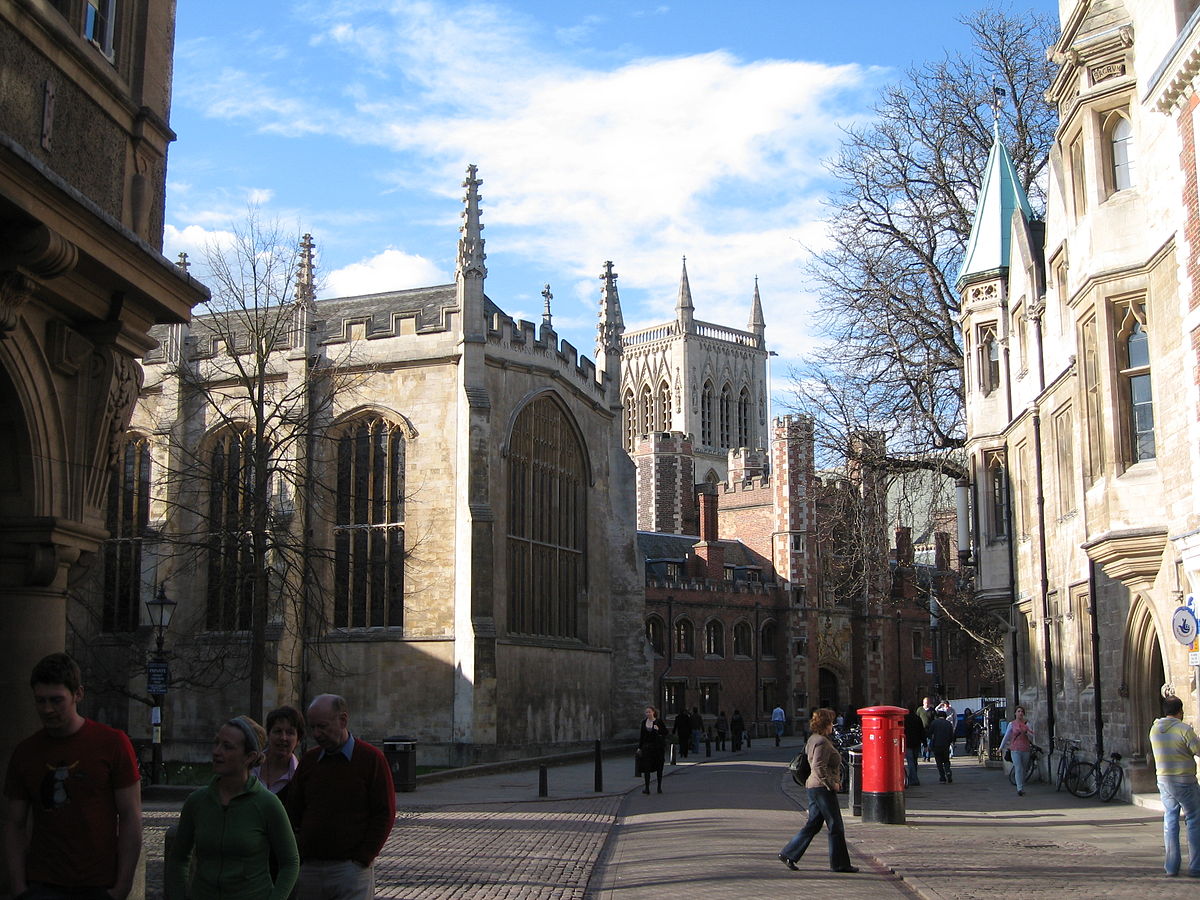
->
<box><xmin>144</xmin><ymin>583</ymin><xmax>176</xmax><ymax>784</ymax></box>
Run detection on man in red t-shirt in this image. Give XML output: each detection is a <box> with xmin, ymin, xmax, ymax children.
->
<box><xmin>3</xmin><ymin>653</ymin><xmax>142</xmax><ymax>899</ymax></box>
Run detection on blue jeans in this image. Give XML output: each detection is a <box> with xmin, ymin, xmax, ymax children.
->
<box><xmin>296</xmin><ymin>859</ymin><xmax>375</xmax><ymax>900</ymax></box>
<box><xmin>904</xmin><ymin>746</ymin><xmax>920</xmax><ymax>786</ymax></box>
<box><xmin>779</xmin><ymin>786</ymin><xmax>852</xmax><ymax>870</ymax></box>
<box><xmin>1158</xmin><ymin>776</ymin><xmax>1200</xmax><ymax>877</ymax></box>
<box><xmin>1011</xmin><ymin>749</ymin><xmax>1029</xmax><ymax>792</ymax></box>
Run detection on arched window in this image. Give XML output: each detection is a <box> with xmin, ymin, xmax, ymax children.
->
<box><xmin>704</xmin><ymin>619</ymin><xmax>725</xmax><ymax>657</ymax></box>
<box><xmin>1107</xmin><ymin>112</ymin><xmax>1135</xmax><ymax>193</ymax></box>
<box><xmin>1117</xmin><ymin>301</ymin><xmax>1154</xmax><ymax>463</ymax></box>
<box><xmin>674</xmin><ymin>617</ymin><xmax>695</xmax><ymax>656</ymax></box>
<box><xmin>333</xmin><ymin>416</ymin><xmax>406</xmax><ymax>629</ymax></box>
<box><xmin>733</xmin><ymin>621</ymin><xmax>752</xmax><ymax>657</ymax></box>
<box><xmin>761</xmin><ymin>620</ymin><xmax>778</xmax><ymax>658</ymax></box>
<box><xmin>206</xmin><ymin>426</ymin><xmax>262</xmax><ymax>631</ymax></box>
<box><xmin>657</xmin><ymin>382</ymin><xmax>672</xmax><ymax>432</ymax></box>
<box><xmin>622</xmin><ymin>389</ymin><xmax>636</xmax><ymax>452</ymax></box>
<box><xmin>103</xmin><ymin>434</ymin><xmax>151</xmax><ymax>633</ymax></box>
<box><xmin>978</xmin><ymin>324</ymin><xmax>1000</xmax><ymax>395</ymax></box>
<box><xmin>646</xmin><ymin>615</ymin><xmax>665</xmax><ymax>656</ymax></box>
<box><xmin>986</xmin><ymin>451</ymin><xmax>1008</xmax><ymax>539</ymax></box>
<box><xmin>508</xmin><ymin>395</ymin><xmax>588</xmax><ymax>639</ymax></box>
<box><xmin>737</xmin><ymin>387</ymin><xmax>751</xmax><ymax>447</ymax></box>
<box><xmin>640</xmin><ymin>384</ymin><xmax>653</xmax><ymax>438</ymax></box>
<box><xmin>719</xmin><ymin>384</ymin><xmax>732</xmax><ymax>446</ymax></box>
<box><xmin>701</xmin><ymin>381</ymin><xmax>714</xmax><ymax>445</ymax></box>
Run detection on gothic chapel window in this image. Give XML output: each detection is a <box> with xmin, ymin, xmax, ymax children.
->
<box><xmin>657</xmin><ymin>382</ymin><xmax>672</xmax><ymax>432</ymax></box>
<box><xmin>737</xmin><ymin>387</ymin><xmax>751</xmax><ymax>447</ymax></box>
<box><xmin>508</xmin><ymin>396</ymin><xmax>587</xmax><ymax>639</ymax></box>
<box><xmin>333</xmin><ymin>416</ymin><xmax>406</xmax><ymax>629</ymax></box>
<box><xmin>640</xmin><ymin>385</ymin><xmax>653</xmax><ymax>437</ymax></box>
<box><xmin>719</xmin><ymin>384</ymin><xmax>732</xmax><ymax>446</ymax></box>
<box><xmin>1116</xmin><ymin>300</ymin><xmax>1155</xmax><ymax>463</ymax></box>
<box><xmin>104</xmin><ymin>435</ymin><xmax>151</xmax><ymax>633</ymax></box>
<box><xmin>701</xmin><ymin>381</ymin><xmax>714</xmax><ymax>445</ymax></box>
<box><xmin>978</xmin><ymin>324</ymin><xmax>1001</xmax><ymax>396</ymax></box>
<box><xmin>623</xmin><ymin>389</ymin><xmax>636</xmax><ymax>452</ymax></box>
<box><xmin>206</xmin><ymin>426</ymin><xmax>261</xmax><ymax>631</ymax></box>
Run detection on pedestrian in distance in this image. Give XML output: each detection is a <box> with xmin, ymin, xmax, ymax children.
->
<box><xmin>636</xmin><ymin>706</ymin><xmax>669</xmax><ymax>794</ymax></box>
<box><xmin>730</xmin><ymin>709</ymin><xmax>745</xmax><ymax>753</ymax></box>
<box><xmin>928</xmin><ymin>710</ymin><xmax>955</xmax><ymax>783</ymax></box>
<box><xmin>691</xmin><ymin>706</ymin><xmax>704</xmax><ymax>754</ymax></box>
<box><xmin>673</xmin><ymin>707</ymin><xmax>691</xmax><ymax>759</ymax></box>
<box><xmin>287</xmin><ymin>694</ymin><xmax>396</xmax><ymax>900</ymax></box>
<box><xmin>777</xmin><ymin>708</ymin><xmax>859</xmax><ymax>874</ymax></box>
<box><xmin>715</xmin><ymin>711</ymin><xmax>729</xmax><ymax>752</ymax></box>
<box><xmin>998</xmin><ymin>705</ymin><xmax>1035</xmax><ymax>796</ymax></box>
<box><xmin>903</xmin><ymin>706</ymin><xmax>925</xmax><ymax>787</ymax></box>
<box><xmin>917</xmin><ymin>697</ymin><xmax>935</xmax><ymax>761</ymax></box>
<box><xmin>253</xmin><ymin>705</ymin><xmax>305</xmax><ymax>803</ymax></box>
<box><xmin>772</xmin><ymin>704</ymin><xmax>787</xmax><ymax>747</ymax></box>
<box><xmin>3</xmin><ymin>652</ymin><xmax>142</xmax><ymax>900</ymax></box>
<box><xmin>1149</xmin><ymin>695</ymin><xmax>1200</xmax><ymax>878</ymax></box>
<box><xmin>166</xmin><ymin>715</ymin><xmax>299</xmax><ymax>900</ymax></box>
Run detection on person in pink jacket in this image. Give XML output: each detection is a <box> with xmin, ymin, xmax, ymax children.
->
<box><xmin>1000</xmin><ymin>706</ymin><xmax>1035</xmax><ymax>796</ymax></box>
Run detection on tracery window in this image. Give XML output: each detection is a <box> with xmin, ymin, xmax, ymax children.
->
<box><xmin>640</xmin><ymin>385</ymin><xmax>653</xmax><ymax>438</ymax></box>
<box><xmin>701</xmin><ymin>381</ymin><xmax>714</xmax><ymax>445</ymax></box>
<box><xmin>623</xmin><ymin>389</ymin><xmax>636</xmax><ymax>452</ymax></box>
<box><xmin>674</xmin><ymin>617</ymin><xmax>695</xmax><ymax>656</ymax></box>
<box><xmin>657</xmin><ymin>382</ymin><xmax>672</xmax><ymax>432</ymax></box>
<box><xmin>737</xmin><ymin>387</ymin><xmax>751</xmax><ymax>447</ymax></box>
<box><xmin>760</xmin><ymin>620</ymin><xmax>778</xmax><ymax>658</ymax></box>
<box><xmin>206</xmin><ymin>426</ymin><xmax>261</xmax><ymax>631</ymax></box>
<box><xmin>719</xmin><ymin>384</ymin><xmax>732</xmax><ymax>446</ymax></box>
<box><xmin>1055</xmin><ymin>407</ymin><xmax>1075</xmax><ymax>515</ymax></box>
<box><xmin>508</xmin><ymin>396</ymin><xmax>587</xmax><ymax>639</ymax></box>
<box><xmin>1106</xmin><ymin>112</ymin><xmax>1135</xmax><ymax>193</ymax></box>
<box><xmin>1080</xmin><ymin>315</ymin><xmax>1103</xmax><ymax>482</ymax></box>
<box><xmin>334</xmin><ymin>416</ymin><xmax>405</xmax><ymax>629</ymax></box>
<box><xmin>704</xmin><ymin>619</ymin><xmax>725</xmax><ymax>657</ymax></box>
<box><xmin>978</xmin><ymin>324</ymin><xmax>1001</xmax><ymax>396</ymax></box>
<box><xmin>985</xmin><ymin>450</ymin><xmax>1008</xmax><ymax>539</ymax></box>
<box><xmin>733</xmin><ymin>621</ymin><xmax>752</xmax><ymax>657</ymax></box>
<box><xmin>646</xmin><ymin>615</ymin><xmax>665</xmax><ymax>656</ymax></box>
<box><xmin>103</xmin><ymin>434</ymin><xmax>151</xmax><ymax>633</ymax></box>
<box><xmin>1116</xmin><ymin>300</ymin><xmax>1155</xmax><ymax>463</ymax></box>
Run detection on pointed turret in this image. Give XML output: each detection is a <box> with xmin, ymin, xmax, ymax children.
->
<box><xmin>595</xmin><ymin>260</ymin><xmax>625</xmax><ymax>388</ymax></box>
<box><xmin>541</xmin><ymin>283</ymin><xmax>554</xmax><ymax>331</ymax></box>
<box><xmin>956</xmin><ymin>126</ymin><xmax>1034</xmax><ymax>292</ymax></box>
<box><xmin>676</xmin><ymin>256</ymin><xmax>695</xmax><ymax>330</ymax></box>
<box><xmin>291</xmin><ymin>233</ymin><xmax>315</xmax><ymax>351</ymax></box>
<box><xmin>456</xmin><ymin>164</ymin><xmax>487</xmax><ymax>340</ymax></box>
<box><xmin>748</xmin><ymin>276</ymin><xmax>765</xmax><ymax>338</ymax></box>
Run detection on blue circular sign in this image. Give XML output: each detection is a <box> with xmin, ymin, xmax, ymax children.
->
<box><xmin>1171</xmin><ymin>607</ymin><xmax>1198</xmax><ymax>645</ymax></box>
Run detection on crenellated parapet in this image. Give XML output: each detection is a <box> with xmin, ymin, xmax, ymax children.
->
<box><xmin>486</xmin><ymin>309</ymin><xmax>607</xmax><ymax>399</ymax></box>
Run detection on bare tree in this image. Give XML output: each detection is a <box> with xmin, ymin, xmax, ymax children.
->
<box><xmin>794</xmin><ymin>5</ymin><xmax>1057</xmax><ymax>458</ymax></box>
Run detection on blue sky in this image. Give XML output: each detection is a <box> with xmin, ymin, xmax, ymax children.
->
<box><xmin>165</xmin><ymin>1</ymin><xmax>1060</xmax><ymax>370</ymax></box>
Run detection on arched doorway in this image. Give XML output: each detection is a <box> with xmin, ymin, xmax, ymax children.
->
<box><xmin>818</xmin><ymin>667</ymin><xmax>840</xmax><ymax>710</ymax></box>
<box><xmin>1124</xmin><ymin>598</ymin><xmax>1167</xmax><ymax>757</ymax></box>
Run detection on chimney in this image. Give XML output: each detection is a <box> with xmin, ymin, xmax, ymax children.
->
<box><xmin>693</xmin><ymin>484</ymin><xmax>726</xmax><ymax>580</ymax></box>
<box><xmin>895</xmin><ymin>526</ymin><xmax>914</xmax><ymax>567</ymax></box>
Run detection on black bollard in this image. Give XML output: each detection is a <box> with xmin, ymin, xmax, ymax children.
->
<box><xmin>594</xmin><ymin>739</ymin><xmax>603</xmax><ymax>792</ymax></box>
<box><xmin>539</xmin><ymin>764</ymin><xmax>548</xmax><ymax>797</ymax></box>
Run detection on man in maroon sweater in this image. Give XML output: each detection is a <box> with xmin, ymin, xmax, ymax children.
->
<box><xmin>288</xmin><ymin>694</ymin><xmax>395</xmax><ymax>899</ymax></box>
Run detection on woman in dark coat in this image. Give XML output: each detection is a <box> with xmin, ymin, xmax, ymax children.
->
<box><xmin>730</xmin><ymin>709</ymin><xmax>746</xmax><ymax>752</ymax></box>
<box><xmin>637</xmin><ymin>706</ymin><xmax>669</xmax><ymax>794</ymax></box>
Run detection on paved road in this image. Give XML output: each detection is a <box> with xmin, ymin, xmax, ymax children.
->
<box><xmin>589</xmin><ymin>753</ymin><xmax>912</xmax><ymax>899</ymax></box>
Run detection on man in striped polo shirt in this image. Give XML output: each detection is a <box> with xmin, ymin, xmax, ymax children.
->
<box><xmin>1149</xmin><ymin>696</ymin><xmax>1200</xmax><ymax>877</ymax></box>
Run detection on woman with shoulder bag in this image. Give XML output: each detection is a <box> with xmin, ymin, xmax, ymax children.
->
<box><xmin>777</xmin><ymin>708</ymin><xmax>858</xmax><ymax>874</ymax></box>
<box><xmin>637</xmin><ymin>706</ymin><xmax>668</xmax><ymax>794</ymax></box>
<box><xmin>999</xmin><ymin>705</ymin><xmax>1035</xmax><ymax>796</ymax></box>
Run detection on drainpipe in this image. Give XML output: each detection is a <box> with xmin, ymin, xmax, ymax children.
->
<box><xmin>1031</xmin><ymin>405</ymin><xmax>1056</xmax><ymax>750</ymax></box>
<box><xmin>1005</xmin><ymin>462</ymin><xmax>1020</xmax><ymax>711</ymax></box>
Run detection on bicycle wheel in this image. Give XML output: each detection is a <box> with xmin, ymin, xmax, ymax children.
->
<box><xmin>1067</xmin><ymin>760</ymin><xmax>1098</xmax><ymax>798</ymax></box>
<box><xmin>1098</xmin><ymin>763</ymin><xmax>1123</xmax><ymax>802</ymax></box>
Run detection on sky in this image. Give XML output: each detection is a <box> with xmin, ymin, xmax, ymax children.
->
<box><xmin>164</xmin><ymin>0</ymin><xmax>1061</xmax><ymax>376</ymax></box>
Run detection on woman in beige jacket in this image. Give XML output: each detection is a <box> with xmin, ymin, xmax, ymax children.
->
<box><xmin>778</xmin><ymin>708</ymin><xmax>858</xmax><ymax>873</ymax></box>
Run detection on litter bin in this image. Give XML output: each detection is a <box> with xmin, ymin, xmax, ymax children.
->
<box><xmin>383</xmin><ymin>736</ymin><xmax>417</xmax><ymax>792</ymax></box>
<box><xmin>847</xmin><ymin>749</ymin><xmax>863</xmax><ymax>817</ymax></box>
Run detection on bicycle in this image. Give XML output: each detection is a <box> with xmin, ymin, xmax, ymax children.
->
<box><xmin>1053</xmin><ymin>738</ymin><xmax>1085</xmax><ymax>792</ymax></box>
<box><xmin>1008</xmin><ymin>742</ymin><xmax>1045</xmax><ymax>785</ymax></box>
<box><xmin>1069</xmin><ymin>752</ymin><xmax>1123</xmax><ymax>801</ymax></box>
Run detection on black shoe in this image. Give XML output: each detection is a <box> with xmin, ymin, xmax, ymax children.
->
<box><xmin>947</xmin><ymin>775</ymin><xmax>953</xmax><ymax>783</ymax></box>
<box><xmin>939</xmin><ymin>778</ymin><xmax>946</xmax><ymax>783</ymax></box>
<box><xmin>657</xmin><ymin>786</ymin><xmax>662</xmax><ymax>793</ymax></box>
<box><xmin>779</xmin><ymin>854</ymin><xmax>799</xmax><ymax>871</ymax></box>
<box><xmin>832</xmin><ymin>865</ymin><xmax>860</xmax><ymax>873</ymax></box>
<box><xmin>1017</xmin><ymin>790</ymin><xmax>1024</xmax><ymax>796</ymax></box>
<box><xmin>642</xmin><ymin>788</ymin><xmax>649</xmax><ymax>794</ymax></box>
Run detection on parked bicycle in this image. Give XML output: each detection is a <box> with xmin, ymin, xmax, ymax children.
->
<box><xmin>1008</xmin><ymin>742</ymin><xmax>1045</xmax><ymax>786</ymax></box>
<box><xmin>1053</xmin><ymin>737</ymin><xmax>1085</xmax><ymax>792</ymax></box>
<box><xmin>1068</xmin><ymin>751</ymin><xmax>1124</xmax><ymax>801</ymax></box>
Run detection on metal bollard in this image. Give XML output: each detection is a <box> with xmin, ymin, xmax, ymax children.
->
<box><xmin>594</xmin><ymin>739</ymin><xmax>603</xmax><ymax>792</ymax></box>
<box><xmin>848</xmin><ymin>750</ymin><xmax>863</xmax><ymax>816</ymax></box>
<box><xmin>670</xmin><ymin>741</ymin><xmax>678</xmax><ymax>765</ymax></box>
<box><xmin>539</xmin><ymin>764</ymin><xmax>548</xmax><ymax>797</ymax></box>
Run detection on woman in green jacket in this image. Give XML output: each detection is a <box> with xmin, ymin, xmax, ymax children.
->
<box><xmin>166</xmin><ymin>716</ymin><xmax>299</xmax><ymax>899</ymax></box>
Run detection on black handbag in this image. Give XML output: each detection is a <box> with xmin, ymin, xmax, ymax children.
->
<box><xmin>1004</xmin><ymin>749</ymin><xmax>1012</xmax><ymax>762</ymax></box>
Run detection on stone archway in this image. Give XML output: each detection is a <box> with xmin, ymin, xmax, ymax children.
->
<box><xmin>819</xmin><ymin>667</ymin><xmax>841</xmax><ymax>710</ymax></box>
<box><xmin>1123</xmin><ymin>597</ymin><xmax>1167</xmax><ymax>758</ymax></box>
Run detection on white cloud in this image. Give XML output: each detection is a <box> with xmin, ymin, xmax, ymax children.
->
<box><xmin>323</xmin><ymin>249</ymin><xmax>450</xmax><ymax>297</ymax></box>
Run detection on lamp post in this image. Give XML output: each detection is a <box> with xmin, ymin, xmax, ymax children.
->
<box><xmin>145</xmin><ymin>583</ymin><xmax>176</xmax><ymax>785</ymax></box>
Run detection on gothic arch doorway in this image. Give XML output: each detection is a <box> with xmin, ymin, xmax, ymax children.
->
<box><xmin>818</xmin><ymin>667</ymin><xmax>840</xmax><ymax>710</ymax></box>
<box><xmin>1124</xmin><ymin>597</ymin><xmax>1167</xmax><ymax>757</ymax></box>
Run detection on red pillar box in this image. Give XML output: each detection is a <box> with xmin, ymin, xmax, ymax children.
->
<box><xmin>857</xmin><ymin>705</ymin><xmax>907</xmax><ymax>824</ymax></box>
